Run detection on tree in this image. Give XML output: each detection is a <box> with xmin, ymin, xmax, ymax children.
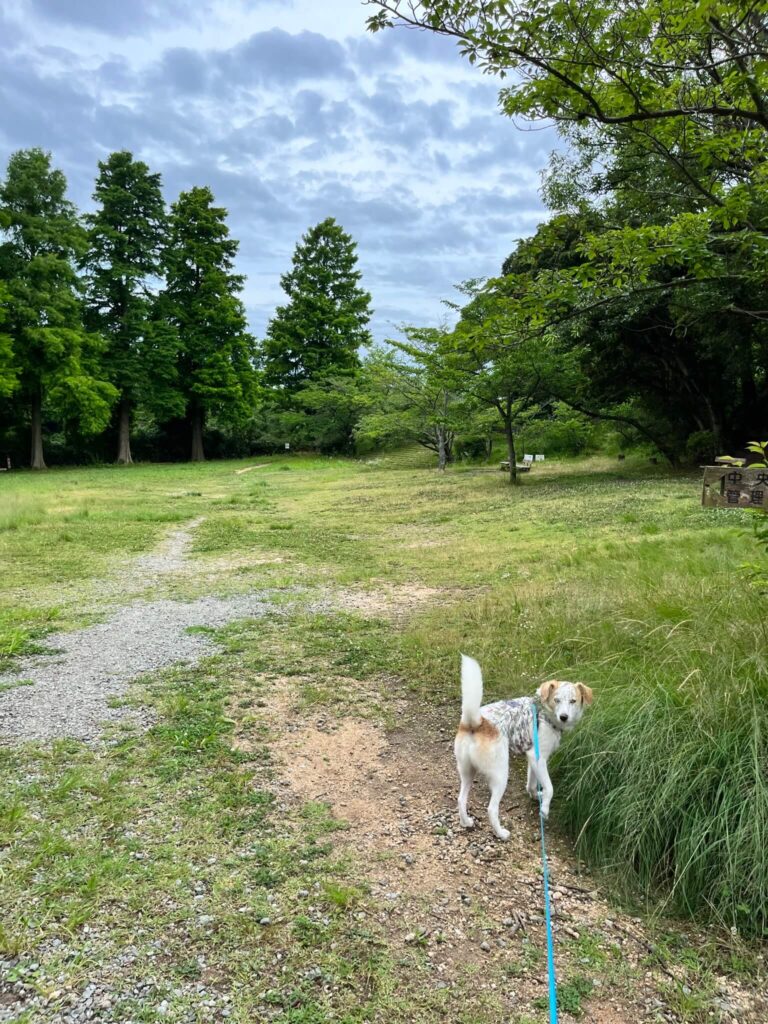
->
<box><xmin>0</xmin><ymin>149</ymin><xmax>116</xmax><ymax>469</ymax></box>
<box><xmin>500</xmin><ymin>169</ymin><xmax>768</xmax><ymax>461</ymax></box>
<box><xmin>366</xmin><ymin>3</ymin><xmax>768</xmax><ymax>171</ymax></box>
<box><xmin>366</xmin><ymin>2</ymin><xmax>768</xmax><ymax>384</ymax></box>
<box><xmin>367</xmin><ymin>4</ymin><xmax>768</xmax><ymax>463</ymax></box>
<box><xmin>83</xmin><ymin>150</ymin><xmax>178</xmax><ymax>464</ymax></box>
<box><xmin>0</xmin><ymin>281</ymin><xmax>18</xmax><ymax>399</ymax></box>
<box><xmin>262</xmin><ymin>217</ymin><xmax>372</xmax><ymax>394</ymax></box>
<box><xmin>439</xmin><ymin>283</ymin><xmax>550</xmax><ymax>484</ymax></box>
<box><xmin>291</xmin><ymin>373</ymin><xmax>368</xmax><ymax>453</ymax></box>
<box><xmin>160</xmin><ymin>186</ymin><xmax>256</xmax><ymax>461</ymax></box>
<box><xmin>374</xmin><ymin>331</ymin><xmax>479</xmax><ymax>470</ymax></box>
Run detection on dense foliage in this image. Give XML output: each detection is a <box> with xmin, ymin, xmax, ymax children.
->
<box><xmin>367</xmin><ymin>1</ymin><xmax>768</xmax><ymax>467</ymax></box>
<box><xmin>83</xmin><ymin>151</ymin><xmax>172</xmax><ymax>464</ymax></box>
<box><xmin>262</xmin><ymin>217</ymin><xmax>371</xmax><ymax>393</ymax></box>
<box><xmin>160</xmin><ymin>186</ymin><xmax>256</xmax><ymax>462</ymax></box>
<box><xmin>0</xmin><ymin>149</ymin><xmax>116</xmax><ymax>469</ymax></box>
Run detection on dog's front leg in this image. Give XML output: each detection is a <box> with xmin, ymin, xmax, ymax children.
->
<box><xmin>526</xmin><ymin>761</ymin><xmax>538</xmax><ymax>800</ymax></box>
<box><xmin>526</xmin><ymin>749</ymin><xmax>554</xmax><ymax>818</ymax></box>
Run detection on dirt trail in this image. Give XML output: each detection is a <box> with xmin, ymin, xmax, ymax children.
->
<box><xmin>241</xmin><ymin>672</ymin><xmax>765</xmax><ymax>1024</ymax></box>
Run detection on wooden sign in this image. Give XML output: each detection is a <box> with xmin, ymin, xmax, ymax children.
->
<box><xmin>702</xmin><ymin>466</ymin><xmax>768</xmax><ymax>509</ymax></box>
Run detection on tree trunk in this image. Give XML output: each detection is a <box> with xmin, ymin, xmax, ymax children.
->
<box><xmin>116</xmin><ymin>398</ymin><xmax>133</xmax><ymax>465</ymax></box>
<box><xmin>30</xmin><ymin>387</ymin><xmax>47</xmax><ymax>470</ymax></box>
<box><xmin>503</xmin><ymin>417</ymin><xmax>518</xmax><ymax>485</ymax></box>
<box><xmin>701</xmin><ymin>394</ymin><xmax>722</xmax><ymax>458</ymax></box>
<box><xmin>437</xmin><ymin>427</ymin><xmax>447</xmax><ymax>471</ymax></box>
<box><xmin>190</xmin><ymin>405</ymin><xmax>205</xmax><ymax>462</ymax></box>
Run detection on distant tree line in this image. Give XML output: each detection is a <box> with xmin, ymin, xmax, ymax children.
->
<box><xmin>0</xmin><ymin>149</ymin><xmax>256</xmax><ymax>468</ymax></box>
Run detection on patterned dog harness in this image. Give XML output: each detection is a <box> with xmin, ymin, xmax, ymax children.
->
<box><xmin>481</xmin><ymin>696</ymin><xmax>559</xmax><ymax>753</ymax></box>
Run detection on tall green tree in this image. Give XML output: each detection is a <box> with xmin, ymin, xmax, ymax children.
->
<box><xmin>440</xmin><ymin>285</ymin><xmax>550</xmax><ymax>485</ymax></box>
<box><xmin>83</xmin><ymin>150</ymin><xmax>178</xmax><ymax>464</ymax></box>
<box><xmin>160</xmin><ymin>186</ymin><xmax>256</xmax><ymax>461</ymax></box>
<box><xmin>262</xmin><ymin>217</ymin><xmax>372</xmax><ymax>393</ymax></box>
<box><xmin>376</xmin><ymin>330</ymin><xmax>479</xmax><ymax>469</ymax></box>
<box><xmin>0</xmin><ymin>149</ymin><xmax>116</xmax><ymax>469</ymax></box>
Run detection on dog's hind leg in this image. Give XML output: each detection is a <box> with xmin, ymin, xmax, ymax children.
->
<box><xmin>456</xmin><ymin>757</ymin><xmax>476</xmax><ymax>828</ymax></box>
<box><xmin>486</xmin><ymin>744</ymin><xmax>510</xmax><ymax>841</ymax></box>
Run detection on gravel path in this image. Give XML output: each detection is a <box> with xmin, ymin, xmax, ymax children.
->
<box><xmin>0</xmin><ymin>518</ymin><xmax>283</xmax><ymax>744</ymax></box>
<box><xmin>0</xmin><ymin>593</ymin><xmax>277</xmax><ymax>743</ymax></box>
<box><xmin>91</xmin><ymin>516</ymin><xmax>205</xmax><ymax>600</ymax></box>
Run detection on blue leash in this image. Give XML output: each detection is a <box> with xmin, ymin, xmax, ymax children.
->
<box><xmin>532</xmin><ymin>706</ymin><xmax>558</xmax><ymax>1024</ymax></box>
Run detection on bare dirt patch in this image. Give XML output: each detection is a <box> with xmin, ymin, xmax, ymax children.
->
<box><xmin>331</xmin><ymin>582</ymin><xmax>446</xmax><ymax>619</ymax></box>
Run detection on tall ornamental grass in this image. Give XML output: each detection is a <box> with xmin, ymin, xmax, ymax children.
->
<box><xmin>552</xmin><ymin>584</ymin><xmax>768</xmax><ymax>935</ymax></box>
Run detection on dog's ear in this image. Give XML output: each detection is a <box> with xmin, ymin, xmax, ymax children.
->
<box><xmin>538</xmin><ymin>680</ymin><xmax>560</xmax><ymax>704</ymax></box>
<box><xmin>576</xmin><ymin>683</ymin><xmax>594</xmax><ymax>706</ymax></box>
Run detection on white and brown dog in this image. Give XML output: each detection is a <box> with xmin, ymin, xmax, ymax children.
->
<box><xmin>454</xmin><ymin>655</ymin><xmax>593</xmax><ymax>839</ymax></box>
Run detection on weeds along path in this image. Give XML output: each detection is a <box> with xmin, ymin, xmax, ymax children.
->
<box><xmin>0</xmin><ymin>518</ymin><xmax>283</xmax><ymax>743</ymax></box>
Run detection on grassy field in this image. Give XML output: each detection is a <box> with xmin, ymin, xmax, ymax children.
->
<box><xmin>1</xmin><ymin>453</ymin><xmax>766</xmax><ymax>1023</ymax></box>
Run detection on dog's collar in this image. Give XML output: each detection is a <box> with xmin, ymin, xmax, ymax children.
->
<box><xmin>533</xmin><ymin>697</ymin><xmax>563</xmax><ymax>732</ymax></box>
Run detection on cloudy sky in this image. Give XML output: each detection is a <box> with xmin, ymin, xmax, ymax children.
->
<box><xmin>0</xmin><ymin>0</ymin><xmax>557</xmax><ymax>343</ymax></box>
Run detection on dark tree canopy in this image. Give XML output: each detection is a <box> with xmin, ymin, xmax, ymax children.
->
<box><xmin>0</xmin><ymin>281</ymin><xmax>17</xmax><ymax>399</ymax></box>
<box><xmin>0</xmin><ymin>148</ymin><xmax>115</xmax><ymax>469</ymax></box>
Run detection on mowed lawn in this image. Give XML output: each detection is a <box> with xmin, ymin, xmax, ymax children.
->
<box><xmin>0</xmin><ymin>454</ymin><xmax>766</xmax><ymax>1023</ymax></box>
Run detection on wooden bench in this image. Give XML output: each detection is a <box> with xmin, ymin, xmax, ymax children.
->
<box><xmin>499</xmin><ymin>457</ymin><xmax>533</xmax><ymax>473</ymax></box>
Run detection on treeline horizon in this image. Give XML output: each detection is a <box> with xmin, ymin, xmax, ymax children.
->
<box><xmin>0</xmin><ymin>145</ymin><xmax>593</xmax><ymax>475</ymax></box>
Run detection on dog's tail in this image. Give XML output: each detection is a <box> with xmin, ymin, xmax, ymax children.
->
<box><xmin>460</xmin><ymin>654</ymin><xmax>483</xmax><ymax>728</ymax></box>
